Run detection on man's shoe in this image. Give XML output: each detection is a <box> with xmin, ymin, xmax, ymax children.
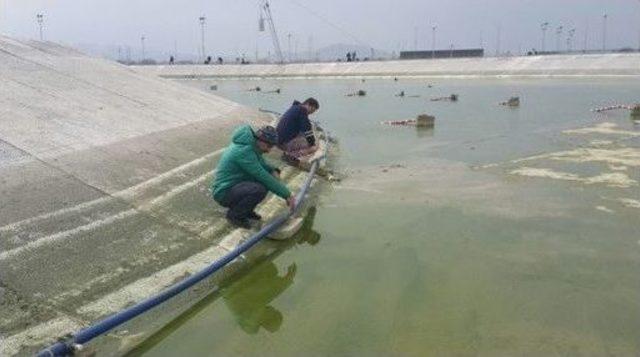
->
<box><xmin>227</xmin><ymin>217</ymin><xmax>251</xmax><ymax>229</ymax></box>
<box><xmin>247</xmin><ymin>211</ymin><xmax>262</xmax><ymax>221</ymax></box>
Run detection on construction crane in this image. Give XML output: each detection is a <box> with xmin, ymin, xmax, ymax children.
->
<box><xmin>259</xmin><ymin>1</ymin><xmax>284</xmax><ymax>63</ymax></box>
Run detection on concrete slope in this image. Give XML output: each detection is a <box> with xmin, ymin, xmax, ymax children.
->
<box><xmin>134</xmin><ymin>53</ymin><xmax>640</xmax><ymax>78</ymax></box>
<box><xmin>0</xmin><ymin>37</ymin><xmax>305</xmax><ymax>356</ymax></box>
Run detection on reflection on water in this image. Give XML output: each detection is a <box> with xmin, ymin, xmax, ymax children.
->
<box><xmin>222</xmin><ymin>261</ymin><xmax>294</xmax><ymax>334</ymax></box>
<box><xmin>222</xmin><ymin>207</ymin><xmax>320</xmax><ymax>335</ymax></box>
<box><xmin>415</xmin><ymin>126</ymin><xmax>435</xmax><ymax>138</ymax></box>
<box><xmin>129</xmin><ymin>207</ymin><xmax>321</xmax><ymax>356</ymax></box>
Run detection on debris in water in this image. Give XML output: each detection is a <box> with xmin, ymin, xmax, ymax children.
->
<box><xmin>500</xmin><ymin>96</ymin><xmax>520</xmax><ymax>107</ymax></box>
<box><xmin>381</xmin><ymin>114</ymin><xmax>435</xmax><ymax>128</ymax></box>
<box><xmin>346</xmin><ymin>89</ymin><xmax>366</xmax><ymax>97</ymax></box>
<box><xmin>395</xmin><ymin>91</ymin><xmax>420</xmax><ymax>98</ymax></box>
<box><xmin>591</xmin><ymin>103</ymin><xmax>640</xmax><ymax>120</ymax></box>
<box><xmin>209</xmin><ymin>85</ymin><xmax>218</xmax><ymax>91</ymax></box>
<box><xmin>431</xmin><ymin>94</ymin><xmax>458</xmax><ymax>102</ymax></box>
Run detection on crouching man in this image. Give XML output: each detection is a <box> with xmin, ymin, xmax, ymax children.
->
<box><xmin>212</xmin><ymin>125</ymin><xmax>295</xmax><ymax>229</ymax></box>
<box><xmin>276</xmin><ymin>98</ymin><xmax>320</xmax><ymax>166</ymax></box>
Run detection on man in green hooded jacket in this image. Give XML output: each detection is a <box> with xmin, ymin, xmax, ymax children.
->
<box><xmin>212</xmin><ymin>125</ymin><xmax>295</xmax><ymax>228</ymax></box>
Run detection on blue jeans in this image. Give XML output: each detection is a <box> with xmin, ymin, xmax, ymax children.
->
<box><xmin>219</xmin><ymin>182</ymin><xmax>267</xmax><ymax>220</ymax></box>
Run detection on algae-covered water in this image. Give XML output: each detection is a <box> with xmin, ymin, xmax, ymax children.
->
<box><xmin>134</xmin><ymin>77</ymin><xmax>640</xmax><ymax>356</ymax></box>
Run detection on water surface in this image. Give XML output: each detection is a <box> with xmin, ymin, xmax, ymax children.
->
<box><xmin>134</xmin><ymin>77</ymin><xmax>640</xmax><ymax>356</ymax></box>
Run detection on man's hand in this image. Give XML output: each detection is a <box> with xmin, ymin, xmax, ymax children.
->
<box><xmin>286</xmin><ymin>196</ymin><xmax>296</xmax><ymax>212</ymax></box>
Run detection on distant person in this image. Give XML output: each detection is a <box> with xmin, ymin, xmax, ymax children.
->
<box><xmin>169</xmin><ymin>55</ymin><xmax>174</xmax><ymax>65</ymax></box>
<box><xmin>346</xmin><ymin>52</ymin><xmax>352</xmax><ymax>62</ymax></box>
<box><xmin>276</xmin><ymin>98</ymin><xmax>320</xmax><ymax>166</ymax></box>
<box><xmin>217</xmin><ymin>56</ymin><xmax>224</xmax><ymax>64</ymax></box>
<box><xmin>352</xmin><ymin>51</ymin><xmax>357</xmax><ymax>61</ymax></box>
<box><xmin>211</xmin><ymin>125</ymin><xmax>295</xmax><ymax>228</ymax></box>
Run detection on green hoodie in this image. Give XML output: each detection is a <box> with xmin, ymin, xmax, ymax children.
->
<box><xmin>212</xmin><ymin>125</ymin><xmax>291</xmax><ymax>203</ymax></box>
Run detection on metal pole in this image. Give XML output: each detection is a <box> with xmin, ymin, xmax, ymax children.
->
<box><xmin>583</xmin><ymin>20</ymin><xmax>589</xmax><ymax>52</ymax></box>
<box><xmin>496</xmin><ymin>24</ymin><xmax>501</xmax><ymax>56</ymax></box>
<box><xmin>287</xmin><ymin>33</ymin><xmax>291</xmax><ymax>62</ymax></box>
<box><xmin>603</xmin><ymin>14</ymin><xmax>608</xmax><ymax>52</ymax></box>
<box><xmin>36</xmin><ymin>14</ymin><xmax>44</xmax><ymax>41</ymax></box>
<box><xmin>199</xmin><ymin>16</ymin><xmax>206</xmax><ymax>63</ymax></box>
<box><xmin>638</xmin><ymin>0</ymin><xmax>640</xmax><ymax>51</ymax></box>
<box><xmin>567</xmin><ymin>28</ymin><xmax>575</xmax><ymax>52</ymax></box>
<box><xmin>556</xmin><ymin>25</ymin><xmax>563</xmax><ymax>52</ymax></box>
<box><xmin>431</xmin><ymin>25</ymin><xmax>437</xmax><ymax>59</ymax></box>
<box><xmin>541</xmin><ymin>22</ymin><xmax>549</xmax><ymax>52</ymax></box>
<box><xmin>140</xmin><ymin>35</ymin><xmax>145</xmax><ymax>61</ymax></box>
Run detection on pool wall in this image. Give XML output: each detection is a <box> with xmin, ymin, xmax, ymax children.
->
<box><xmin>133</xmin><ymin>53</ymin><xmax>640</xmax><ymax>79</ymax></box>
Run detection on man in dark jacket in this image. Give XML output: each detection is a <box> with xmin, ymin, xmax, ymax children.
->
<box><xmin>276</xmin><ymin>98</ymin><xmax>319</xmax><ymax>166</ymax></box>
<box><xmin>212</xmin><ymin>125</ymin><xmax>295</xmax><ymax>228</ymax></box>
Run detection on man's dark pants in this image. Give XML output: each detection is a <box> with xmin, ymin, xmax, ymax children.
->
<box><xmin>219</xmin><ymin>182</ymin><xmax>267</xmax><ymax>220</ymax></box>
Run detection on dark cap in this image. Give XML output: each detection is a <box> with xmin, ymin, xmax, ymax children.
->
<box><xmin>255</xmin><ymin>125</ymin><xmax>278</xmax><ymax>145</ymax></box>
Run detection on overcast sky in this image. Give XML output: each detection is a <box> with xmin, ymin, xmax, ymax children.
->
<box><xmin>1</xmin><ymin>0</ymin><xmax>639</xmax><ymax>59</ymax></box>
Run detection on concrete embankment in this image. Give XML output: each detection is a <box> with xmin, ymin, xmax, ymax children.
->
<box><xmin>134</xmin><ymin>53</ymin><xmax>640</xmax><ymax>79</ymax></box>
<box><xmin>0</xmin><ymin>37</ymin><xmax>310</xmax><ymax>356</ymax></box>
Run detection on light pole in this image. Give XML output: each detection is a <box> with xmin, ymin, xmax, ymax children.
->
<box><xmin>496</xmin><ymin>24</ymin><xmax>501</xmax><ymax>56</ymax></box>
<box><xmin>540</xmin><ymin>22</ymin><xmax>549</xmax><ymax>52</ymax></box>
<box><xmin>36</xmin><ymin>14</ymin><xmax>44</xmax><ymax>41</ymax></box>
<box><xmin>431</xmin><ymin>25</ymin><xmax>437</xmax><ymax>59</ymax></box>
<box><xmin>140</xmin><ymin>35</ymin><xmax>146</xmax><ymax>61</ymax></box>
<box><xmin>555</xmin><ymin>25</ymin><xmax>563</xmax><ymax>52</ymax></box>
<box><xmin>287</xmin><ymin>33</ymin><xmax>292</xmax><ymax>62</ymax></box>
<box><xmin>637</xmin><ymin>0</ymin><xmax>640</xmax><ymax>51</ymax></box>
<box><xmin>567</xmin><ymin>28</ymin><xmax>576</xmax><ymax>52</ymax></box>
<box><xmin>199</xmin><ymin>16</ymin><xmax>206</xmax><ymax>63</ymax></box>
<box><xmin>602</xmin><ymin>13</ymin><xmax>607</xmax><ymax>52</ymax></box>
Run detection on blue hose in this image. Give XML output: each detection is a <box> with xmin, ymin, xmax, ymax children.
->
<box><xmin>37</xmin><ymin>155</ymin><xmax>324</xmax><ymax>357</ymax></box>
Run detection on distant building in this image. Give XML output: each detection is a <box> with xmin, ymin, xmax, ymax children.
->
<box><xmin>400</xmin><ymin>48</ymin><xmax>484</xmax><ymax>60</ymax></box>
